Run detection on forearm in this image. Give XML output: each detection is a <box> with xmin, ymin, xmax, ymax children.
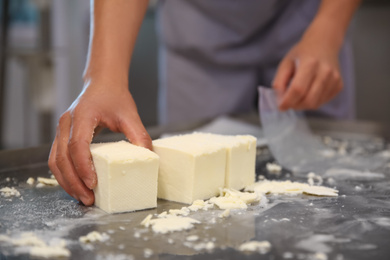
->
<box><xmin>83</xmin><ymin>0</ymin><xmax>149</xmax><ymax>86</ymax></box>
<box><xmin>302</xmin><ymin>0</ymin><xmax>361</xmax><ymax>51</ymax></box>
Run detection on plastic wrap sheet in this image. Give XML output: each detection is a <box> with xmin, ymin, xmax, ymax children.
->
<box><xmin>258</xmin><ymin>87</ymin><xmax>386</xmax><ymax>174</ymax></box>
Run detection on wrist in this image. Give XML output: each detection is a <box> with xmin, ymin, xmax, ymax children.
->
<box><xmin>302</xmin><ymin>17</ymin><xmax>345</xmax><ymax>53</ymax></box>
<box><xmin>83</xmin><ymin>67</ymin><xmax>129</xmax><ymax>89</ymax></box>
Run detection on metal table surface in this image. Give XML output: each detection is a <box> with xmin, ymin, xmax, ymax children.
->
<box><xmin>1</xmin><ymin>115</ymin><xmax>390</xmax><ymax>260</ymax></box>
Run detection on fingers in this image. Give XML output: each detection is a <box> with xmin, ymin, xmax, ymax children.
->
<box><xmin>295</xmin><ymin>65</ymin><xmax>343</xmax><ymax>110</ymax></box>
<box><xmin>294</xmin><ymin>66</ymin><xmax>331</xmax><ymax>110</ymax></box>
<box><xmin>278</xmin><ymin>58</ymin><xmax>317</xmax><ymax>111</ymax></box>
<box><xmin>69</xmin><ymin>114</ymin><xmax>99</xmax><ymax>190</ymax></box>
<box><xmin>118</xmin><ymin>112</ymin><xmax>153</xmax><ymax>150</ymax></box>
<box><xmin>48</xmin><ymin>138</ymin><xmax>70</xmax><ymax>197</ymax></box>
<box><xmin>319</xmin><ymin>70</ymin><xmax>343</xmax><ymax>106</ymax></box>
<box><xmin>54</xmin><ymin>112</ymin><xmax>95</xmax><ymax>206</ymax></box>
<box><xmin>272</xmin><ymin>57</ymin><xmax>295</xmax><ymax>101</ymax></box>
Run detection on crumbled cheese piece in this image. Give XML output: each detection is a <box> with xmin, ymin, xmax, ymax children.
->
<box><xmin>307</xmin><ymin>172</ymin><xmax>323</xmax><ymax>186</ymax></box>
<box><xmin>0</xmin><ymin>187</ymin><xmax>21</xmax><ymax>198</ymax></box>
<box><xmin>36</xmin><ymin>183</ymin><xmax>45</xmax><ymax>188</ymax></box>
<box><xmin>0</xmin><ymin>233</ymin><xmax>70</xmax><ymax>258</ymax></box>
<box><xmin>37</xmin><ymin>177</ymin><xmax>59</xmax><ymax>186</ymax></box>
<box><xmin>313</xmin><ymin>252</ymin><xmax>328</xmax><ymax>260</ymax></box>
<box><xmin>142</xmin><ymin>215</ymin><xmax>200</xmax><ymax>234</ymax></box>
<box><xmin>219</xmin><ymin>209</ymin><xmax>230</xmax><ymax>218</ymax></box>
<box><xmin>26</xmin><ymin>177</ymin><xmax>35</xmax><ymax>185</ymax></box>
<box><xmin>79</xmin><ymin>231</ymin><xmax>109</xmax><ymax>243</ymax></box>
<box><xmin>30</xmin><ymin>245</ymin><xmax>71</xmax><ymax>258</ymax></box>
<box><xmin>186</xmin><ymin>235</ymin><xmax>199</xmax><ymax>242</ymax></box>
<box><xmin>188</xmin><ymin>200</ymin><xmax>206</xmax><ymax>212</ymax></box>
<box><xmin>169</xmin><ymin>207</ymin><xmax>190</xmax><ymax>216</ymax></box>
<box><xmin>157</xmin><ymin>211</ymin><xmax>168</xmax><ymax>218</ymax></box>
<box><xmin>144</xmin><ymin>248</ymin><xmax>153</xmax><ymax>258</ymax></box>
<box><xmin>209</xmin><ymin>196</ymin><xmax>247</xmax><ymax>210</ymax></box>
<box><xmin>245</xmin><ymin>180</ymin><xmax>338</xmax><ymax>197</ymax></box>
<box><xmin>210</xmin><ymin>188</ymin><xmax>261</xmax><ymax>210</ymax></box>
<box><xmin>140</xmin><ymin>214</ymin><xmax>153</xmax><ymax>227</ymax></box>
<box><xmin>193</xmin><ymin>241</ymin><xmax>215</xmax><ymax>251</ymax></box>
<box><xmin>12</xmin><ymin>233</ymin><xmax>46</xmax><ymax>247</ymax></box>
<box><xmin>220</xmin><ymin>188</ymin><xmax>260</xmax><ymax>204</ymax></box>
<box><xmin>239</xmin><ymin>240</ymin><xmax>271</xmax><ymax>254</ymax></box>
<box><xmin>266</xmin><ymin>162</ymin><xmax>282</xmax><ymax>174</ymax></box>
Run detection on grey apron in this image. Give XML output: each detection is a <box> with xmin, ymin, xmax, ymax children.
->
<box><xmin>156</xmin><ymin>0</ymin><xmax>355</xmax><ymax>124</ymax></box>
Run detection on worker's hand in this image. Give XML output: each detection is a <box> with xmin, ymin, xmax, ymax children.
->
<box><xmin>48</xmin><ymin>80</ymin><xmax>152</xmax><ymax>206</ymax></box>
<box><xmin>272</xmin><ymin>32</ymin><xmax>343</xmax><ymax>111</ymax></box>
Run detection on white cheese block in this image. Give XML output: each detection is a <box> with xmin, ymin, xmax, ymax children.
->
<box><xmin>189</xmin><ymin>133</ymin><xmax>256</xmax><ymax>190</ymax></box>
<box><xmin>153</xmin><ymin>134</ymin><xmax>227</xmax><ymax>204</ymax></box>
<box><xmin>90</xmin><ymin>141</ymin><xmax>159</xmax><ymax>213</ymax></box>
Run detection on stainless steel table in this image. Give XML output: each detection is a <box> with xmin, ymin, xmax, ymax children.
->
<box><xmin>1</xmin><ymin>115</ymin><xmax>390</xmax><ymax>259</ymax></box>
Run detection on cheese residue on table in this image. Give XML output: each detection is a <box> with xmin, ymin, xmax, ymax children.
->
<box><xmin>239</xmin><ymin>240</ymin><xmax>271</xmax><ymax>254</ymax></box>
<box><xmin>26</xmin><ymin>177</ymin><xmax>35</xmax><ymax>185</ymax></box>
<box><xmin>141</xmin><ymin>214</ymin><xmax>200</xmax><ymax>234</ymax></box>
<box><xmin>245</xmin><ymin>180</ymin><xmax>338</xmax><ymax>197</ymax></box>
<box><xmin>0</xmin><ymin>187</ymin><xmax>21</xmax><ymax>198</ymax></box>
<box><xmin>266</xmin><ymin>162</ymin><xmax>282</xmax><ymax>174</ymax></box>
<box><xmin>209</xmin><ymin>188</ymin><xmax>261</xmax><ymax>210</ymax></box>
<box><xmin>79</xmin><ymin>231</ymin><xmax>110</xmax><ymax>243</ymax></box>
<box><xmin>0</xmin><ymin>232</ymin><xmax>70</xmax><ymax>258</ymax></box>
<box><xmin>36</xmin><ymin>177</ymin><xmax>59</xmax><ymax>188</ymax></box>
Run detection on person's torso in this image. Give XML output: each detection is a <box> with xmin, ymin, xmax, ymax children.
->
<box><xmin>157</xmin><ymin>0</ymin><xmax>321</xmax><ymax>66</ymax></box>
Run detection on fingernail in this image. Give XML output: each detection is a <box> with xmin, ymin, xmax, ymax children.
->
<box><xmin>85</xmin><ymin>176</ymin><xmax>97</xmax><ymax>189</ymax></box>
<box><xmin>80</xmin><ymin>194</ymin><xmax>93</xmax><ymax>206</ymax></box>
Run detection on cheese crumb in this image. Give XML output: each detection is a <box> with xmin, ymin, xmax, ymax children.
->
<box><xmin>307</xmin><ymin>172</ymin><xmax>323</xmax><ymax>186</ymax></box>
<box><xmin>144</xmin><ymin>248</ymin><xmax>153</xmax><ymax>258</ymax></box>
<box><xmin>186</xmin><ymin>235</ymin><xmax>199</xmax><ymax>242</ymax></box>
<box><xmin>79</xmin><ymin>231</ymin><xmax>109</xmax><ymax>243</ymax></box>
<box><xmin>245</xmin><ymin>180</ymin><xmax>338</xmax><ymax>197</ymax></box>
<box><xmin>188</xmin><ymin>200</ymin><xmax>205</xmax><ymax>211</ymax></box>
<box><xmin>209</xmin><ymin>188</ymin><xmax>261</xmax><ymax>210</ymax></box>
<box><xmin>313</xmin><ymin>252</ymin><xmax>328</xmax><ymax>260</ymax></box>
<box><xmin>30</xmin><ymin>245</ymin><xmax>71</xmax><ymax>258</ymax></box>
<box><xmin>239</xmin><ymin>240</ymin><xmax>271</xmax><ymax>254</ymax></box>
<box><xmin>266</xmin><ymin>163</ymin><xmax>282</xmax><ymax>174</ymax></box>
<box><xmin>141</xmin><ymin>215</ymin><xmax>200</xmax><ymax>234</ymax></box>
<box><xmin>169</xmin><ymin>208</ymin><xmax>190</xmax><ymax>216</ymax></box>
<box><xmin>0</xmin><ymin>187</ymin><xmax>21</xmax><ymax>198</ymax></box>
<box><xmin>219</xmin><ymin>209</ymin><xmax>230</xmax><ymax>218</ymax></box>
<box><xmin>193</xmin><ymin>241</ymin><xmax>215</xmax><ymax>251</ymax></box>
<box><xmin>0</xmin><ymin>233</ymin><xmax>70</xmax><ymax>258</ymax></box>
<box><xmin>26</xmin><ymin>177</ymin><xmax>35</xmax><ymax>185</ymax></box>
<box><xmin>141</xmin><ymin>214</ymin><xmax>153</xmax><ymax>227</ymax></box>
<box><xmin>37</xmin><ymin>177</ymin><xmax>59</xmax><ymax>186</ymax></box>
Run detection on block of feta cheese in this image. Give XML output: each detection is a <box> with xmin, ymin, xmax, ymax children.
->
<box><xmin>190</xmin><ymin>133</ymin><xmax>257</xmax><ymax>190</ymax></box>
<box><xmin>90</xmin><ymin>141</ymin><xmax>159</xmax><ymax>213</ymax></box>
<box><xmin>153</xmin><ymin>134</ymin><xmax>227</xmax><ymax>204</ymax></box>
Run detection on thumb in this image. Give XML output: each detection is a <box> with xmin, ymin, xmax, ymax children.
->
<box><xmin>272</xmin><ymin>57</ymin><xmax>295</xmax><ymax>101</ymax></box>
<box><xmin>118</xmin><ymin>114</ymin><xmax>153</xmax><ymax>150</ymax></box>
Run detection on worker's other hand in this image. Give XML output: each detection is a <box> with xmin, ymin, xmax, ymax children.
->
<box><xmin>48</xmin><ymin>80</ymin><xmax>152</xmax><ymax>206</ymax></box>
<box><xmin>272</xmin><ymin>33</ymin><xmax>343</xmax><ymax>111</ymax></box>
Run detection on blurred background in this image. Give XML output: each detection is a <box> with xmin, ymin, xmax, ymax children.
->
<box><xmin>0</xmin><ymin>0</ymin><xmax>389</xmax><ymax>150</ymax></box>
